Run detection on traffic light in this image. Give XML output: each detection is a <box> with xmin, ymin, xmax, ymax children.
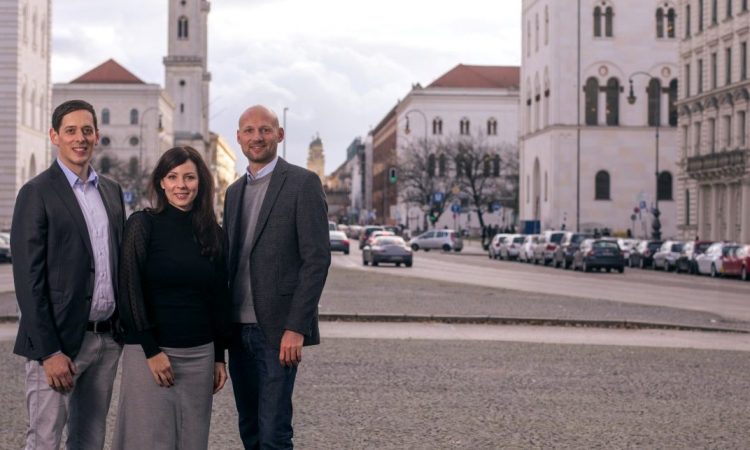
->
<box><xmin>429</xmin><ymin>206</ymin><xmax>439</xmax><ymax>224</ymax></box>
<box><xmin>388</xmin><ymin>167</ymin><xmax>397</xmax><ymax>184</ymax></box>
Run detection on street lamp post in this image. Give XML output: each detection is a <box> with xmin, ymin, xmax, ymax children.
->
<box><xmin>627</xmin><ymin>72</ymin><xmax>662</xmax><ymax>240</ymax></box>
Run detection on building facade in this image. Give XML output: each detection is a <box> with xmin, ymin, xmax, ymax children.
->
<box><xmin>307</xmin><ymin>135</ymin><xmax>326</xmax><ymax>185</ymax></box>
<box><xmin>520</xmin><ymin>0</ymin><xmax>680</xmax><ymax>238</ymax></box>
<box><xmin>0</xmin><ymin>0</ymin><xmax>51</xmax><ymax>229</ymax></box>
<box><xmin>676</xmin><ymin>0</ymin><xmax>750</xmax><ymax>243</ymax></box>
<box><xmin>209</xmin><ymin>132</ymin><xmax>237</xmax><ymax>223</ymax></box>
<box><xmin>164</xmin><ymin>0</ymin><xmax>211</xmax><ymax>155</ymax></box>
<box><xmin>371</xmin><ymin>64</ymin><xmax>520</xmax><ymax>232</ymax></box>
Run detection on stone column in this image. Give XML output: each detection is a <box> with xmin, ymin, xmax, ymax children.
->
<box><xmin>741</xmin><ymin>179</ymin><xmax>750</xmax><ymax>243</ymax></box>
<box><xmin>711</xmin><ymin>183</ymin><xmax>720</xmax><ymax>241</ymax></box>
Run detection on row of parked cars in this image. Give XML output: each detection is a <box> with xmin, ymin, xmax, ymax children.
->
<box><xmin>488</xmin><ymin>230</ymin><xmax>750</xmax><ymax>280</ymax></box>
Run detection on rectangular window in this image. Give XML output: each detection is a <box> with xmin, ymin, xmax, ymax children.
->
<box><xmin>712</xmin><ymin>0</ymin><xmax>718</xmax><ymax>24</ymax></box>
<box><xmin>686</xmin><ymin>63</ymin><xmax>692</xmax><ymax>97</ymax></box>
<box><xmin>711</xmin><ymin>52</ymin><xmax>718</xmax><ymax>89</ymax></box>
<box><xmin>686</xmin><ymin>5</ymin><xmax>692</xmax><ymax>37</ymax></box>
<box><xmin>742</xmin><ymin>42</ymin><xmax>748</xmax><ymax>80</ymax></box>
<box><xmin>694</xmin><ymin>122</ymin><xmax>702</xmax><ymax>155</ymax></box>
<box><xmin>709</xmin><ymin>118</ymin><xmax>716</xmax><ymax>152</ymax></box>
<box><xmin>744</xmin><ymin>0</ymin><xmax>749</xmax><ymax>12</ymax></box>
<box><xmin>698</xmin><ymin>59</ymin><xmax>704</xmax><ymax>93</ymax></box>
<box><xmin>723</xmin><ymin>115</ymin><xmax>732</xmax><ymax>148</ymax></box>
<box><xmin>739</xmin><ymin>111</ymin><xmax>747</xmax><ymax>146</ymax></box>
<box><xmin>683</xmin><ymin>125</ymin><xmax>690</xmax><ymax>158</ymax></box>
<box><xmin>699</xmin><ymin>0</ymin><xmax>705</xmax><ymax>31</ymax></box>
<box><xmin>728</xmin><ymin>0</ymin><xmax>733</xmax><ymax>17</ymax></box>
<box><xmin>726</xmin><ymin>47</ymin><xmax>732</xmax><ymax>85</ymax></box>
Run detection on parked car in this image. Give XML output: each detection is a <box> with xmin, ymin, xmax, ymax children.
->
<box><xmin>518</xmin><ymin>234</ymin><xmax>539</xmax><ymax>263</ymax></box>
<box><xmin>617</xmin><ymin>238</ymin><xmax>639</xmax><ymax>261</ymax></box>
<box><xmin>696</xmin><ymin>242</ymin><xmax>740</xmax><ymax>277</ymax></box>
<box><xmin>328</xmin><ymin>221</ymin><xmax>337</xmax><ymax>231</ymax></box>
<box><xmin>488</xmin><ymin>233</ymin><xmax>514</xmax><ymax>259</ymax></box>
<box><xmin>572</xmin><ymin>239</ymin><xmax>625</xmax><ymax>273</ymax></box>
<box><xmin>499</xmin><ymin>234</ymin><xmax>525</xmax><ymax>261</ymax></box>
<box><xmin>652</xmin><ymin>240</ymin><xmax>684</xmax><ymax>271</ymax></box>
<box><xmin>532</xmin><ymin>230</ymin><xmax>566</xmax><ymax>266</ymax></box>
<box><xmin>362</xmin><ymin>236</ymin><xmax>413</xmax><ymax>267</ymax></box>
<box><xmin>628</xmin><ymin>240</ymin><xmax>663</xmax><ymax>269</ymax></box>
<box><xmin>329</xmin><ymin>230</ymin><xmax>350</xmax><ymax>255</ymax></box>
<box><xmin>365</xmin><ymin>230</ymin><xmax>395</xmax><ymax>247</ymax></box>
<box><xmin>410</xmin><ymin>229</ymin><xmax>463</xmax><ymax>252</ymax></box>
<box><xmin>553</xmin><ymin>232</ymin><xmax>591</xmax><ymax>269</ymax></box>
<box><xmin>675</xmin><ymin>240</ymin><xmax>713</xmax><ymax>274</ymax></box>
<box><xmin>0</xmin><ymin>233</ymin><xmax>10</xmax><ymax>263</ymax></box>
<box><xmin>722</xmin><ymin>244</ymin><xmax>750</xmax><ymax>281</ymax></box>
<box><xmin>346</xmin><ymin>225</ymin><xmax>363</xmax><ymax>239</ymax></box>
<box><xmin>359</xmin><ymin>225</ymin><xmax>385</xmax><ymax>249</ymax></box>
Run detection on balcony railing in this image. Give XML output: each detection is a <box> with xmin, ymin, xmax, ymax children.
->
<box><xmin>687</xmin><ymin>149</ymin><xmax>747</xmax><ymax>179</ymax></box>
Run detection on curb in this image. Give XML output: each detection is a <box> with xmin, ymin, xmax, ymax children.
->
<box><xmin>318</xmin><ymin>313</ymin><xmax>750</xmax><ymax>334</ymax></box>
<box><xmin>2</xmin><ymin>313</ymin><xmax>746</xmax><ymax>334</ymax></box>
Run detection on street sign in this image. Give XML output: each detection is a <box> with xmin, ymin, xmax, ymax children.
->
<box><xmin>123</xmin><ymin>191</ymin><xmax>134</xmax><ymax>204</ymax></box>
<box><xmin>451</xmin><ymin>203</ymin><xmax>460</xmax><ymax>213</ymax></box>
<box><xmin>639</xmin><ymin>200</ymin><xmax>647</xmax><ymax>210</ymax></box>
<box><xmin>433</xmin><ymin>192</ymin><xmax>444</xmax><ymax>203</ymax></box>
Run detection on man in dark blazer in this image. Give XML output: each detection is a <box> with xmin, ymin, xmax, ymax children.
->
<box><xmin>224</xmin><ymin>105</ymin><xmax>330</xmax><ymax>449</ymax></box>
<box><xmin>12</xmin><ymin>99</ymin><xmax>125</xmax><ymax>450</ymax></box>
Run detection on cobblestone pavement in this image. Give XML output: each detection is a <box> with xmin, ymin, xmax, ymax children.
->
<box><xmin>320</xmin><ymin>266</ymin><xmax>750</xmax><ymax>331</ymax></box>
<box><xmin>2</xmin><ymin>338</ymin><xmax>750</xmax><ymax>449</ymax></box>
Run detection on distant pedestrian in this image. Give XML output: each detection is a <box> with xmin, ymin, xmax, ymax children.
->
<box><xmin>225</xmin><ymin>105</ymin><xmax>330</xmax><ymax>448</ymax></box>
<box><xmin>11</xmin><ymin>99</ymin><xmax>125</xmax><ymax>449</ymax></box>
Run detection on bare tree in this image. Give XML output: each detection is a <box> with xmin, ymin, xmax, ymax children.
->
<box><xmin>443</xmin><ymin>135</ymin><xmax>519</xmax><ymax>232</ymax></box>
<box><xmin>93</xmin><ymin>155</ymin><xmax>151</xmax><ymax>210</ymax></box>
<box><xmin>397</xmin><ymin>137</ymin><xmax>454</xmax><ymax>227</ymax></box>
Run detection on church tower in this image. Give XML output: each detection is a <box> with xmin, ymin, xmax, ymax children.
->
<box><xmin>164</xmin><ymin>0</ymin><xmax>210</xmax><ymax>154</ymax></box>
<box><xmin>307</xmin><ymin>134</ymin><xmax>326</xmax><ymax>185</ymax></box>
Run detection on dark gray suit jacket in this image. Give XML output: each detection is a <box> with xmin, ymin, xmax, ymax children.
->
<box><xmin>11</xmin><ymin>162</ymin><xmax>125</xmax><ymax>360</ymax></box>
<box><xmin>224</xmin><ymin>158</ymin><xmax>330</xmax><ymax>348</ymax></box>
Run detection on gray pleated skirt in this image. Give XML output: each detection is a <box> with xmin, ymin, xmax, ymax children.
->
<box><xmin>112</xmin><ymin>343</ymin><xmax>215</xmax><ymax>450</ymax></box>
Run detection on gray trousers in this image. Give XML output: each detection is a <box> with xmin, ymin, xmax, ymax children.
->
<box><xmin>24</xmin><ymin>331</ymin><xmax>121</xmax><ymax>450</ymax></box>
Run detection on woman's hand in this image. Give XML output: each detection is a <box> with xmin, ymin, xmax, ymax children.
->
<box><xmin>146</xmin><ymin>352</ymin><xmax>174</xmax><ymax>387</ymax></box>
<box><xmin>213</xmin><ymin>362</ymin><xmax>227</xmax><ymax>394</ymax></box>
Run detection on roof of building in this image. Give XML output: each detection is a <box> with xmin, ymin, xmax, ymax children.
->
<box><xmin>427</xmin><ymin>64</ymin><xmax>520</xmax><ymax>89</ymax></box>
<box><xmin>70</xmin><ymin>59</ymin><xmax>145</xmax><ymax>84</ymax></box>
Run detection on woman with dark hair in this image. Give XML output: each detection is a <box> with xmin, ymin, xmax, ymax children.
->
<box><xmin>112</xmin><ymin>146</ymin><xmax>231</xmax><ymax>450</ymax></box>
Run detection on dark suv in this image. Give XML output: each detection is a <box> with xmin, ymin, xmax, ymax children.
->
<box><xmin>358</xmin><ymin>225</ymin><xmax>384</xmax><ymax>249</ymax></box>
<box><xmin>629</xmin><ymin>240</ymin><xmax>663</xmax><ymax>269</ymax></box>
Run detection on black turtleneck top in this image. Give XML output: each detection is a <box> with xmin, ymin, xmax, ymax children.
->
<box><xmin>118</xmin><ymin>205</ymin><xmax>230</xmax><ymax>362</ymax></box>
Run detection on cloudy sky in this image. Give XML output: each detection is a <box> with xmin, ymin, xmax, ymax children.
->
<box><xmin>51</xmin><ymin>0</ymin><xmax>521</xmax><ymax>174</ymax></box>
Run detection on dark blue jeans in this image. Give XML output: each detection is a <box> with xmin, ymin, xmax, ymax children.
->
<box><xmin>229</xmin><ymin>324</ymin><xmax>297</xmax><ymax>450</ymax></box>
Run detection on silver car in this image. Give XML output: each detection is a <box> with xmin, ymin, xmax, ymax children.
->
<box><xmin>409</xmin><ymin>229</ymin><xmax>463</xmax><ymax>252</ymax></box>
<box><xmin>652</xmin><ymin>240</ymin><xmax>684</xmax><ymax>271</ymax></box>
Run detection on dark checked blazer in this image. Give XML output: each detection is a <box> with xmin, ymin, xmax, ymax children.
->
<box><xmin>11</xmin><ymin>161</ymin><xmax>125</xmax><ymax>360</ymax></box>
<box><xmin>223</xmin><ymin>157</ymin><xmax>330</xmax><ymax>348</ymax></box>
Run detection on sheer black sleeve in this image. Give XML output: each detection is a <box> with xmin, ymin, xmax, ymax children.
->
<box><xmin>117</xmin><ymin>211</ymin><xmax>160</xmax><ymax>358</ymax></box>
<box><xmin>211</xmin><ymin>227</ymin><xmax>232</xmax><ymax>363</ymax></box>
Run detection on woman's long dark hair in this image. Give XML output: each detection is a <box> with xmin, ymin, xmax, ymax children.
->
<box><xmin>149</xmin><ymin>146</ymin><xmax>222</xmax><ymax>260</ymax></box>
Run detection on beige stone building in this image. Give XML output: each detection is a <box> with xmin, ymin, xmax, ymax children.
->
<box><xmin>0</xmin><ymin>0</ymin><xmax>51</xmax><ymax>229</ymax></box>
<box><xmin>209</xmin><ymin>132</ymin><xmax>237</xmax><ymax>223</ymax></box>
<box><xmin>676</xmin><ymin>0</ymin><xmax>750</xmax><ymax>243</ymax></box>
<box><xmin>307</xmin><ymin>135</ymin><xmax>326</xmax><ymax>185</ymax></box>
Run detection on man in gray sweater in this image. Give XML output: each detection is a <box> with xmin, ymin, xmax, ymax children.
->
<box><xmin>223</xmin><ymin>105</ymin><xmax>330</xmax><ymax>449</ymax></box>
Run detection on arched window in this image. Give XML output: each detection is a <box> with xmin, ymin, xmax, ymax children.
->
<box><xmin>455</xmin><ymin>155</ymin><xmax>464</xmax><ymax>178</ymax></box>
<box><xmin>178</xmin><ymin>16</ymin><xmax>189</xmax><ymax>39</ymax></box>
<box><xmin>656</xmin><ymin>8</ymin><xmax>665</xmax><ymax>38</ymax></box>
<box><xmin>102</xmin><ymin>108</ymin><xmax>110</xmax><ymax>125</ymax></box>
<box><xmin>605</xmin><ymin>7</ymin><xmax>614</xmax><ymax>37</ymax></box>
<box><xmin>668</xmin><ymin>79</ymin><xmax>678</xmax><ymax>126</ymax></box>
<box><xmin>465</xmin><ymin>155</ymin><xmax>473</xmax><ymax>177</ymax></box>
<box><xmin>427</xmin><ymin>154</ymin><xmax>436</xmax><ymax>178</ymax></box>
<box><xmin>606</xmin><ymin>78</ymin><xmax>620</xmax><ymax>126</ymax></box>
<box><xmin>595</xmin><ymin>170</ymin><xmax>611</xmax><ymax>200</ymax></box>
<box><xmin>438</xmin><ymin>154</ymin><xmax>446</xmax><ymax>177</ymax></box>
<box><xmin>585</xmin><ymin>77</ymin><xmax>599</xmax><ymax>125</ymax></box>
<box><xmin>432</xmin><ymin>117</ymin><xmax>443</xmax><ymax>135</ymax></box>
<box><xmin>593</xmin><ymin>7</ymin><xmax>602</xmax><ymax>37</ymax></box>
<box><xmin>648</xmin><ymin>78</ymin><xmax>662</xmax><ymax>126</ymax></box>
<box><xmin>657</xmin><ymin>171</ymin><xmax>673</xmax><ymax>200</ymax></box>
<box><xmin>685</xmin><ymin>189</ymin><xmax>691</xmax><ymax>225</ymax></box>
<box><xmin>483</xmin><ymin>154</ymin><xmax>491</xmax><ymax>176</ymax></box>
<box><xmin>460</xmin><ymin>118</ymin><xmax>470</xmax><ymax>135</ymax></box>
<box><xmin>487</xmin><ymin>118</ymin><xmax>498</xmax><ymax>135</ymax></box>
<box><xmin>667</xmin><ymin>8</ymin><xmax>676</xmax><ymax>37</ymax></box>
<box><xmin>130</xmin><ymin>108</ymin><xmax>139</xmax><ymax>125</ymax></box>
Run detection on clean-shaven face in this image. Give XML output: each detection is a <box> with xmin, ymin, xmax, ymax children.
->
<box><xmin>50</xmin><ymin>109</ymin><xmax>99</xmax><ymax>179</ymax></box>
